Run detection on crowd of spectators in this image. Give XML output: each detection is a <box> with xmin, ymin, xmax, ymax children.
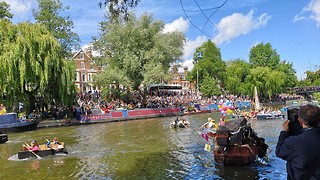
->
<box><xmin>73</xmin><ymin>90</ymin><xmax>253</xmax><ymax>118</ymax></box>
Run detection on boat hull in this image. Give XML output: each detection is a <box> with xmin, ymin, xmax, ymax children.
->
<box><xmin>0</xmin><ymin>133</ymin><xmax>8</xmax><ymax>143</ymax></box>
<box><xmin>256</xmin><ymin>114</ymin><xmax>284</xmax><ymax>120</ymax></box>
<box><xmin>18</xmin><ymin>148</ymin><xmax>66</xmax><ymax>159</ymax></box>
<box><xmin>18</xmin><ymin>143</ymin><xmax>66</xmax><ymax>159</ymax></box>
<box><xmin>0</xmin><ymin>121</ymin><xmax>38</xmax><ymax>133</ymax></box>
<box><xmin>0</xmin><ymin>113</ymin><xmax>38</xmax><ymax>133</ymax></box>
<box><xmin>214</xmin><ymin>146</ymin><xmax>257</xmax><ymax>165</ymax></box>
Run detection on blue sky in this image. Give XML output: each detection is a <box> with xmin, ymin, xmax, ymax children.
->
<box><xmin>4</xmin><ymin>0</ymin><xmax>320</xmax><ymax>80</ymax></box>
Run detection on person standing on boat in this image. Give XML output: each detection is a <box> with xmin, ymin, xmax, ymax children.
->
<box><xmin>276</xmin><ymin>104</ymin><xmax>320</xmax><ymax>180</ymax></box>
<box><xmin>200</xmin><ymin>117</ymin><xmax>216</xmax><ymax>141</ymax></box>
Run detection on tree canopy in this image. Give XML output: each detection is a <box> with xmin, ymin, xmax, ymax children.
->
<box><xmin>249</xmin><ymin>43</ymin><xmax>280</xmax><ymax>70</ymax></box>
<box><xmin>33</xmin><ymin>0</ymin><xmax>80</xmax><ymax>56</ymax></box>
<box><xmin>0</xmin><ymin>1</ymin><xmax>13</xmax><ymax>20</ymax></box>
<box><xmin>93</xmin><ymin>13</ymin><xmax>185</xmax><ymax>99</ymax></box>
<box><xmin>187</xmin><ymin>40</ymin><xmax>225</xmax><ymax>97</ymax></box>
<box><xmin>99</xmin><ymin>0</ymin><xmax>140</xmax><ymax>21</ymax></box>
<box><xmin>0</xmin><ymin>20</ymin><xmax>75</xmax><ymax>113</ymax></box>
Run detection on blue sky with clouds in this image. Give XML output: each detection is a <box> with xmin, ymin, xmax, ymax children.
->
<box><xmin>5</xmin><ymin>0</ymin><xmax>320</xmax><ymax>80</ymax></box>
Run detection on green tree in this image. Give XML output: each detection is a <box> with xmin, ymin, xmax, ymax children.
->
<box><xmin>0</xmin><ymin>1</ymin><xmax>13</xmax><ymax>20</ymax></box>
<box><xmin>224</xmin><ymin>59</ymin><xmax>250</xmax><ymax>95</ymax></box>
<box><xmin>187</xmin><ymin>40</ymin><xmax>226</xmax><ymax>97</ymax></box>
<box><xmin>94</xmin><ymin>13</ymin><xmax>184</xmax><ymax>99</ymax></box>
<box><xmin>99</xmin><ymin>0</ymin><xmax>140</xmax><ymax>21</ymax></box>
<box><xmin>0</xmin><ymin>20</ymin><xmax>75</xmax><ymax>113</ymax></box>
<box><xmin>297</xmin><ymin>68</ymin><xmax>320</xmax><ymax>101</ymax></box>
<box><xmin>33</xmin><ymin>0</ymin><xmax>80</xmax><ymax>56</ymax></box>
<box><xmin>249</xmin><ymin>43</ymin><xmax>280</xmax><ymax>70</ymax></box>
<box><xmin>276</xmin><ymin>60</ymin><xmax>297</xmax><ymax>88</ymax></box>
<box><xmin>244</xmin><ymin>67</ymin><xmax>286</xmax><ymax>100</ymax></box>
<box><xmin>200</xmin><ymin>74</ymin><xmax>221</xmax><ymax>97</ymax></box>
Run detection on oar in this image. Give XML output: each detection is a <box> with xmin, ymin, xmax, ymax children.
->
<box><xmin>24</xmin><ymin>143</ymin><xmax>41</xmax><ymax>159</ymax></box>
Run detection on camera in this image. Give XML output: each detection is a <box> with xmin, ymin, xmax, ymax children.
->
<box><xmin>287</xmin><ymin>106</ymin><xmax>303</xmax><ymax>136</ymax></box>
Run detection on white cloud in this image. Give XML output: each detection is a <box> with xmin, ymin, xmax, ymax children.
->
<box><xmin>213</xmin><ymin>9</ymin><xmax>271</xmax><ymax>45</ymax></box>
<box><xmin>82</xmin><ymin>44</ymin><xmax>101</xmax><ymax>57</ymax></box>
<box><xmin>180</xmin><ymin>58</ymin><xmax>194</xmax><ymax>72</ymax></box>
<box><xmin>293</xmin><ymin>0</ymin><xmax>320</xmax><ymax>28</ymax></box>
<box><xmin>183</xmin><ymin>36</ymin><xmax>207</xmax><ymax>60</ymax></box>
<box><xmin>162</xmin><ymin>17</ymin><xmax>189</xmax><ymax>33</ymax></box>
<box><xmin>178</xmin><ymin>36</ymin><xmax>207</xmax><ymax>72</ymax></box>
<box><xmin>3</xmin><ymin>0</ymin><xmax>34</xmax><ymax>18</ymax></box>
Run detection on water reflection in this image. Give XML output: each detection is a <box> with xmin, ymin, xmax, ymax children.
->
<box><xmin>1</xmin><ymin>114</ymin><xmax>288</xmax><ymax>179</ymax></box>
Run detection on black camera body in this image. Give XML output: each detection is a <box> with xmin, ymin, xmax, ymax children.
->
<box><xmin>287</xmin><ymin>106</ymin><xmax>303</xmax><ymax>136</ymax></box>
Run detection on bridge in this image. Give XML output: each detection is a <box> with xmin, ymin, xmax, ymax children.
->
<box><xmin>288</xmin><ymin>86</ymin><xmax>320</xmax><ymax>100</ymax></box>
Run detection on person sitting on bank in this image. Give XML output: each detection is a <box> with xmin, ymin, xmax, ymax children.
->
<box><xmin>23</xmin><ymin>140</ymin><xmax>40</xmax><ymax>151</ymax></box>
<box><xmin>0</xmin><ymin>104</ymin><xmax>6</xmax><ymax>115</ymax></box>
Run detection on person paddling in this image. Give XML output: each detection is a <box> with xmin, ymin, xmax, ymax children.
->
<box><xmin>23</xmin><ymin>140</ymin><xmax>40</xmax><ymax>151</ymax></box>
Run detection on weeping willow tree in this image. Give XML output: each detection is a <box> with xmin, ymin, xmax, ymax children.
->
<box><xmin>0</xmin><ymin>20</ymin><xmax>75</xmax><ymax>113</ymax></box>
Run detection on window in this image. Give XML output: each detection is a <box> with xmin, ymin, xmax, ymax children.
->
<box><xmin>90</xmin><ymin>63</ymin><xmax>94</xmax><ymax>70</ymax></box>
<box><xmin>82</xmin><ymin>73</ymin><xmax>86</xmax><ymax>82</ymax></box>
<box><xmin>88</xmin><ymin>73</ymin><xmax>92</xmax><ymax>82</ymax></box>
<box><xmin>81</xmin><ymin>62</ymin><xmax>85</xmax><ymax>69</ymax></box>
<box><xmin>80</xmin><ymin>52</ymin><xmax>84</xmax><ymax>59</ymax></box>
<box><xmin>75</xmin><ymin>72</ymin><xmax>80</xmax><ymax>81</ymax></box>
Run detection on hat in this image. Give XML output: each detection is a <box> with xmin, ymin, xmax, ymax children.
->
<box><xmin>211</xmin><ymin>119</ymin><xmax>215</xmax><ymax>122</ymax></box>
<box><xmin>208</xmin><ymin>117</ymin><xmax>212</xmax><ymax>121</ymax></box>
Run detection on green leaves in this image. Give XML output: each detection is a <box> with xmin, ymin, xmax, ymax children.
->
<box><xmin>33</xmin><ymin>0</ymin><xmax>80</xmax><ymax>56</ymax></box>
<box><xmin>94</xmin><ymin>13</ymin><xmax>185</xmax><ymax>95</ymax></box>
<box><xmin>0</xmin><ymin>1</ymin><xmax>13</xmax><ymax>20</ymax></box>
<box><xmin>0</xmin><ymin>20</ymin><xmax>75</xmax><ymax>112</ymax></box>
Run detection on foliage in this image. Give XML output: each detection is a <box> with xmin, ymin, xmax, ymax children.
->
<box><xmin>276</xmin><ymin>60</ymin><xmax>297</xmax><ymax>88</ymax></box>
<box><xmin>249</xmin><ymin>42</ymin><xmax>280</xmax><ymax>70</ymax></box>
<box><xmin>224</xmin><ymin>59</ymin><xmax>251</xmax><ymax>95</ymax></box>
<box><xmin>233</xmin><ymin>42</ymin><xmax>298</xmax><ymax>100</ymax></box>
<box><xmin>33</xmin><ymin>0</ymin><xmax>80</xmax><ymax>56</ymax></box>
<box><xmin>98</xmin><ymin>0</ymin><xmax>140</xmax><ymax>21</ymax></box>
<box><xmin>200</xmin><ymin>74</ymin><xmax>221</xmax><ymax>97</ymax></box>
<box><xmin>0</xmin><ymin>20</ymin><xmax>75</xmax><ymax>113</ymax></box>
<box><xmin>187</xmin><ymin>40</ymin><xmax>226</xmax><ymax>97</ymax></box>
<box><xmin>0</xmin><ymin>1</ymin><xmax>13</xmax><ymax>20</ymax></box>
<box><xmin>244</xmin><ymin>67</ymin><xmax>286</xmax><ymax>100</ymax></box>
<box><xmin>93</xmin><ymin>13</ymin><xmax>184</xmax><ymax>98</ymax></box>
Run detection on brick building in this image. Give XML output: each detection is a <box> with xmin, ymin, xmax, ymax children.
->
<box><xmin>73</xmin><ymin>49</ymin><xmax>100</xmax><ymax>93</ymax></box>
<box><xmin>170</xmin><ymin>65</ymin><xmax>195</xmax><ymax>93</ymax></box>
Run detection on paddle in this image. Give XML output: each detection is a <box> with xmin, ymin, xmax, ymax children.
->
<box><xmin>24</xmin><ymin>142</ymin><xmax>41</xmax><ymax>159</ymax></box>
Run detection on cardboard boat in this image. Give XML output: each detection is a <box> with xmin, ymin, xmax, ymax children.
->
<box><xmin>18</xmin><ymin>142</ymin><xmax>67</xmax><ymax>159</ymax></box>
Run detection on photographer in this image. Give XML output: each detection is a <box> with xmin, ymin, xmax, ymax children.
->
<box><xmin>276</xmin><ymin>104</ymin><xmax>320</xmax><ymax>180</ymax></box>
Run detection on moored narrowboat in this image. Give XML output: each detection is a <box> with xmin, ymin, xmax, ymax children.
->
<box><xmin>0</xmin><ymin>113</ymin><xmax>38</xmax><ymax>133</ymax></box>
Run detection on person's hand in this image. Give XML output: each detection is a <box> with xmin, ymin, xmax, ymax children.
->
<box><xmin>282</xmin><ymin>120</ymin><xmax>290</xmax><ymax>131</ymax></box>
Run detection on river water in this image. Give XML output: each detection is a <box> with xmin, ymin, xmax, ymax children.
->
<box><xmin>1</xmin><ymin>113</ymin><xmax>287</xmax><ymax>180</ymax></box>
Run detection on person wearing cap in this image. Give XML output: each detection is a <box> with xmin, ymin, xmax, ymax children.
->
<box><xmin>200</xmin><ymin>117</ymin><xmax>217</xmax><ymax>141</ymax></box>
